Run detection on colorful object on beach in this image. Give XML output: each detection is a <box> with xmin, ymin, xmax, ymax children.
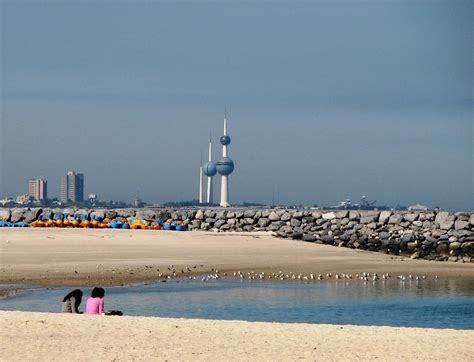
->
<box><xmin>130</xmin><ymin>219</ymin><xmax>149</xmax><ymax>230</ymax></box>
<box><xmin>0</xmin><ymin>220</ymin><xmax>30</xmax><ymax>227</ymax></box>
<box><xmin>28</xmin><ymin>213</ymin><xmax>183</xmax><ymax>231</ymax></box>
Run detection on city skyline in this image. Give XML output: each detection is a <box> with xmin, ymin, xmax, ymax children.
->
<box><xmin>1</xmin><ymin>1</ymin><xmax>472</xmax><ymax>210</ymax></box>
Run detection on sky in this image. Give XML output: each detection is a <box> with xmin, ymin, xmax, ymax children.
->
<box><xmin>0</xmin><ymin>0</ymin><xmax>472</xmax><ymax>210</ymax></box>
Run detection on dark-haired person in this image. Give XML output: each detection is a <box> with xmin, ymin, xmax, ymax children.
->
<box><xmin>85</xmin><ymin>287</ymin><xmax>105</xmax><ymax>315</ymax></box>
<box><xmin>61</xmin><ymin>289</ymin><xmax>83</xmax><ymax>313</ymax></box>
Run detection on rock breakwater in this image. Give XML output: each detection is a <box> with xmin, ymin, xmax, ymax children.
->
<box><xmin>1</xmin><ymin>207</ymin><xmax>473</xmax><ymax>263</ymax></box>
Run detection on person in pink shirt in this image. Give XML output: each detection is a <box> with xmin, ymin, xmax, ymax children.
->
<box><xmin>85</xmin><ymin>287</ymin><xmax>105</xmax><ymax>315</ymax></box>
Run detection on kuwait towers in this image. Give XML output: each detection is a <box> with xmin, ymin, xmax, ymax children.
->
<box><xmin>199</xmin><ymin>112</ymin><xmax>235</xmax><ymax>207</ymax></box>
<box><xmin>216</xmin><ymin>113</ymin><xmax>234</xmax><ymax>207</ymax></box>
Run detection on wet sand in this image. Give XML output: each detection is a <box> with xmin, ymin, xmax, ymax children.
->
<box><xmin>1</xmin><ymin>228</ymin><xmax>473</xmax><ymax>288</ymax></box>
<box><xmin>0</xmin><ymin>311</ymin><xmax>473</xmax><ymax>361</ymax></box>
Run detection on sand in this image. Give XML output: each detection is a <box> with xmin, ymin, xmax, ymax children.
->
<box><xmin>1</xmin><ymin>229</ymin><xmax>474</xmax><ymax>361</ymax></box>
<box><xmin>0</xmin><ymin>311</ymin><xmax>473</xmax><ymax>361</ymax></box>
<box><xmin>1</xmin><ymin>228</ymin><xmax>473</xmax><ymax>287</ymax></box>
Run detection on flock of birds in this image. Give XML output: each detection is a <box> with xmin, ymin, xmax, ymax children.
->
<box><xmin>157</xmin><ymin>265</ymin><xmax>438</xmax><ymax>283</ymax></box>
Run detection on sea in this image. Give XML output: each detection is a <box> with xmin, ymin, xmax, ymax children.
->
<box><xmin>1</xmin><ymin>278</ymin><xmax>473</xmax><ymax>330</ymax></box>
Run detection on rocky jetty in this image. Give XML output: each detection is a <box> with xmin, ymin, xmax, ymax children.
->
<box><xmin>1</xmin><ymin>207</ymin><xmax>473</xmax><ymax>263</ymax></box>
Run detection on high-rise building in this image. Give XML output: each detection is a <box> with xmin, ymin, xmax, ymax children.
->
<box><xmin>28</xmin><ymin>178</ymin><xmax>47</xmax><ymax>201</ymax></box>
<box><xmin>61</xmin><ymin>171</ymin><xmax>84</xmax><ymax>203</ymax></box>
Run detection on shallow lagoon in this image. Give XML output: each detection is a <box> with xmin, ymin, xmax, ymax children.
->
<box><xmin>1</xmin><ymin>278</ymin><xmax>473</xmax><ymax>330</ymax></box>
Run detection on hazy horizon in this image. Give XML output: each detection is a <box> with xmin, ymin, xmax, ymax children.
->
<box><xmin>1</xmin><ymin>1</ymin><xmax>472</xmax><ymax>210</ymax></box>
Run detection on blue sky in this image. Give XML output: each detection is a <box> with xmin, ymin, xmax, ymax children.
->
<box><xmin>1</xmin><ymin>0</ymin><xmax>472</xmax><ymax>210</ymax></box>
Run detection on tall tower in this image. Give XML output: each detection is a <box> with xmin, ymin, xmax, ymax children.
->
<box><xmin>198</xmin><ymin>154</ymin><xmax>204</xmax><ymax>204</ymax></box>
<box><xmin>203</xmin><ymin>138</ymin><xmax>217</xmax><ymax>204</ymax></box>
<box><xmin>216</xmin><ymin>112</ymin><xmax>235</xmax><ymax>207</ymax></box>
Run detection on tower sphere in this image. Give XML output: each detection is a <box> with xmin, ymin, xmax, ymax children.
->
<box><xmin>203</xmin><ymin>161</ymin><xmax>217</xmax><ymax>177</ymax></box>
<box><xmin>216</xmin><ymin>157</ymin><xmax>234</xmax><ymax>176</ymax></box>
<box><xmin>220</xmin><ymin>135</ymin><xmax>231</xmax><ymax>146</ymax></box>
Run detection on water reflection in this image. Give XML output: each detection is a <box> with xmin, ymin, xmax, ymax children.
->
<box><xmin>1</xmin><ymin>278</ymin><xmax>473</xmax><ymax>329</ymax></box>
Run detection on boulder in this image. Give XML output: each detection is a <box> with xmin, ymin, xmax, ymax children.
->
<box><xmin>336</xmin><ymin>211</ymin><xmax>349</xmax><ymax>219</ymax></box>
<box><xmin>470</xmin><ymin>214</ymin><xmax>474</xmax><ymax>226</ymax></box>
<box><xmin>367</xmin><ymin>222</ymin><xmax>377</xmax><ymax>229</ymax></box>
<box><xmin>10</xmin><ymin>208</ymin><xmax>25</xmax><ymax>222</ymax></box>
<box><xmin>268</xmin><ymin>211</ymin><xmax>280</xmax><ymax>221</ymax></box>
<box><xmin>261</xmin><ymin>210</ymin><xmax>271</xmax><ymax>218</ymax></box>
<box><xmin>192</xmin><ymin>220</ymin><xmax>202</xmax><ymax>229</ymax></box>
<box><xmin>378</xmin><ymin>211</ymin><xmax>391</xmax><ymax>224</ymax></box>
<box><xmin>293</xmin><ymin>211</ymin><xmax>304</xmax><ymax>219</ymax></box>
<box><xmin>302</xmin><ymin>234</ymin><xmax>317</xmax><ymax>242</ymax></box>
<box><xmin>135</xmin><ymin>209</ymin><xmax>156</xmax><ymax>221</ymax></box>
<box><xmin>348</xmin><ymin>211</ymin><xmax>360</xmax><ymax>221</ymax></box>
<box><xmin>243</xmin><ymin>209</ymin><xmax>256</xmax><ymax>218</ymax></box>
<box><xmin>388</xmin><ymin>214</ymin><xmax>403</xmax><ymax>224</ymax></box>
<box><xmin>449</xmin><ymin>242</ymin><xmax>461</xmax><ymax>250</ymax></box>
<box><xmin>436</xmin><ymin>244</ymin><xmax>449</xmax><ymax>254</ymax></box>
<box><xmin>410</xmin><ymin>251</ymin><xmax>421</xmax><ymax>259</ymax></box>
<box><xmin>216</xmin><ymin>210</ymin><xmax>228</xmax><ymax>219</ymax></box>
<box><xmin>258</xmin><ymin>218</ymin><xmax>270</xmax><ymax>227</ymax></box>
<box><xmin>117</xmin><ymin>209</ymin><xmax>135</xmax><ymax>218</ymax></box>
<box><xmin>320</xmin><ymin>235</ymin><xmax>334</xmax><ymax>244</ymax></box>
<box><xmin>220</xmin><ymin>223</ymin><xmax>231</xmax><ymax>231</ymax></box>
<box><xmin>454</xmin><ymin>220</ymin><xmax>469</xmax><ymax>230</ymax></box>
<box><xmin>448</xmin><ymin>230</ymin><xmax>471</xmax><ymax>238</ymax></box>
<box><xmin>214</xmin><ymin>219</ymin><xmax>226</xmax><ymax>228</ymax></box>
<box><xmin>204</xmin><ymin>210</ymin><xmax>216</xmax><ymax>218</ymax></box>
<box><xmin>242</xmin><ymin>218</ymin><xmax>254</xmax><ymax>225</ymax></box>
<box><xmin>290</xmin><ymin>218</ymin><xmax>302</xmax><ymax>227</ymax></box>
<box><xmin>419</xmin><ymin>213</ymin><xmax>435</xmax><ymax>221</ymax></box>
<box><xmin>0</xmin><ymin>209</ymin><xmax>11</xmax><ymax>221</ymax></box>
<box><xmin>404</xmin><ymin>213</ymin><xmax>418</xmax><ymax>222</ymax></box>
<box><xmin>291</xmin><ymin>232</ymin><xmax>303</xmax><ymax>240</ymax></box>
<box><xmin>412</xmin><ymin>220</ymin><xmax>423</xmax><ymax>227</ymax></box>
<box><xmin>431</xmin><ymin>229</ymin><xmax>446</xmax><ymax>238</ymax></box>
<box><xmin>360</xmin><ymin>215</ymin><xmax>377</xmax><ymax>224</ymax></box>
<box><xmin>401</xmin><ymin>233</ymin><xmax>414</xmax><ymax>243</ymax></box>
<box><xmin>379</xmin><ymin>232</ymin><xmax>391</xmax><ymax>240</ymax></box>
<box><xmin>322</xmin><ymin>212</ymin><xmax>336</xmax><ymax>220</ymax></box>
<box><xmin>435</xmin><ymin>211</ymin><xmax>455</xmax><ymax>230</ymax></box>
<box><xmin>235</xmin><ymin>211</ymin><xmax>244</xmax><ymax>219</ymax></box>
<box><xmin>195</xmin><ymin>210</ymin><xmax>204</xmax><ymax>220</ymax></box>
<box><xmin>280</xmin><ymin>212</ymin><xmax>292</xmax><ymax>221</ymax></box>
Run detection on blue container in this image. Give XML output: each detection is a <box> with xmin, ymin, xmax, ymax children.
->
<box><xmin>110</xmin><ymin>222</ymin><xmax>121</xmax><ymax>229</ymax></box>
<box><xmin>176</xmin><ymin>225</ymin><xmax>187</xmax><ymax>231</ymax></box>
<box><xmin>163</xmin><ymin>224</ymin><xmax>175</xmax><ymax>231</ymax></box>
<box><xmin>122</xmin><ymin>223</ymin><xmax>130</xmax><ymax>229</ymax></box>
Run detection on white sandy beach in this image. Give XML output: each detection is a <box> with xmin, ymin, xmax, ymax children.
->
<box><xmin>1</xmin><ymin>228</ymin><xmax>473</xmax><ymax>287</ymax></box>
<box><xmin>0</xmin><ymin>311</ymin><xmax>473</xmax><ymax>361</ymax></box>
<box><xmin>1</xmin><ymin>229</ymin><xmax>474</xmax><ymax>361</ymax></box>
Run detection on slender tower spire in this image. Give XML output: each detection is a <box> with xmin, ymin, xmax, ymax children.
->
<box><xmin>199</xmin><ymin>152</ymin><xmax>203</xmax><ymax>204</ymax></box>
<box><xmin>217</xmin><ymin>110</ymin><xmax>234</xmax><ymax>208</ymax></box>
<box><xmin>206</xmin><ymin>136</ymin><xmax>213</xmax><ymax>204</ymax></box>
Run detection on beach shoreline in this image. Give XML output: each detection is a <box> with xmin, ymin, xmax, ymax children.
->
<box><xmin>1</xmin><ymin>228</ymin><xmax>473</xmax><ymax>288</ymax></box>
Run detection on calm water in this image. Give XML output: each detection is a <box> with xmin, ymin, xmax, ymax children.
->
<box><xmin>1</xmin><ymin>278</ymin><xmax>473</xmax><ymax>330</ymax></box>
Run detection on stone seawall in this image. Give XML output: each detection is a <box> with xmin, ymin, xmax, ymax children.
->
<box><xmin>1</xmin><ymin>207</ymin><xmax>473</xmax><ymax>263</ymax></box>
